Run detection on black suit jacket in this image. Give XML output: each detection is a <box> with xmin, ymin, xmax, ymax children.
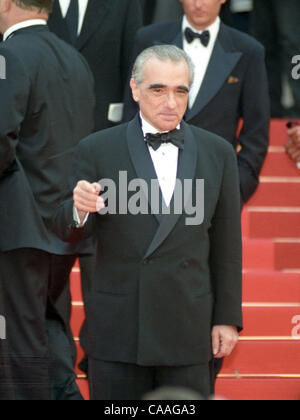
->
<box><xmin>0</xmin><ymin>25</ymin><xmax>95</xmax><ymax>254</ymax></box>
<box><xmin>53</xmin><ymin>115</ymin><xmax>243</xmax><ymax>366</ymax></box>
<box><xmin>124</xmin><ymin>20</ymin><xmax>270</xmax><ymax>203</ymax></box>
<box><xmin>48</xmin><ymin>0</ymin><xmax>143</xmax><ymax>131</ymax></box>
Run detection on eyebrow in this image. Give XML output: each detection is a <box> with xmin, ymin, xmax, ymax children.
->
<box><xmin>148</xmin><ymin>84</ymin><xmax>190</xmax><ymax>92</ymax></box>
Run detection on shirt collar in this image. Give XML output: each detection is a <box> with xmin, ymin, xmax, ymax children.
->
<box><xmin>3</xmin><ymin>19</ymin><xmax>47</xmax><ymax>41</ymax></box>
<box><xmin>182</xmin><ymin>15</ymin><xmax>221</xmax><ymax>41</ymax></box>
<box><xmin>140</xmin><ymin>112</ymin><xmax>181</xmax><ymax>139</ymax></box>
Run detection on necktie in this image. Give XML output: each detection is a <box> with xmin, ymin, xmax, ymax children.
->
<box><xmin>185</xmin><ymin>27</ymin><xmax>210</xmax><ymax>47</ymax></box>
<box><xmin>145</xmin><ymin>129</ymin><xmax>185</xmax><ymax>151</ymax></box>
<box><xmin>65</xmin><ymin>0</ymin><xmax>79</xmax><ymax>45</ymax></box>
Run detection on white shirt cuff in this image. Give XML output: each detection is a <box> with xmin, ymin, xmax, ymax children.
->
<box><xmin>73</xmin><ymin>205</ymin><xmax>89</xmax><ymax>228</ymax></box>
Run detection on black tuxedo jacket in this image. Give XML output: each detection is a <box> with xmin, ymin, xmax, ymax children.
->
<box><xmin>123</xmin><ymin>20</ymin><xmax>270</xmax><ymax>203</ymax></box>
<box><xmin>53</xmin><ymin>115</ymin><xmax>243</xmax><ymax>366</ymax></box>
<box><xmin>0</xmin><ymin>25</ymin><xmax>95</xmax><ymax>254</ymax></box>
<box><xmin>48</xmin><ymin>0</ymin><xmax>143</xmax><ymax>131</ymax></box>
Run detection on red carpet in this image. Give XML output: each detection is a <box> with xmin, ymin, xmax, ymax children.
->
<box><xmin>70</xmin><ymin>119</ymin><xmax>300</xmax><ymax>400</ymax></box>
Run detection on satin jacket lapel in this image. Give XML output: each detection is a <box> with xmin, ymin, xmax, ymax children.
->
<box><xmin>126</xmin><ymin>116</ymin><xmax>164</xmax><ymax>225</ymax></box>
<box><xmin>185</xmin><ymin>26</ymin><xmax>242</xmax><ymax>121</ymax></box>
<box><xmin>76</xmin><ymin>0</ymin><xmax>110</xmax><ymax>50</ymax></box>
<box><xmin>144</xmin><ymin>122</ymin><xmax>197</xmax><ymax>260</ymax></box>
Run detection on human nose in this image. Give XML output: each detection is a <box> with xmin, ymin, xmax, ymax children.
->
<box><xmin>165</xmin><ymin>92</ymin><xmax>177</xmax><ymax>109</ymax></box>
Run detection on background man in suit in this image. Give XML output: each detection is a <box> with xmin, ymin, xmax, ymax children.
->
<box><xmin>124</xmin><ymin>0</ymin><xmax>270</xmax><ymax>206</ymax></box>
<box><xmin>0</xmin><ymin>0</ymin><xmax>95</xmax><ymax>400</ymax></box>
<box><xmin>48</xmin><ymin>0</ymin><xmax>143</xmax><ymax>131</ymax></box>
<box><xmin>252</xmin><ymin>0</ymin><xmax>300</xmax><ymax>118</ymax></box>
<box><xmin>140</xmin><ymin>0</ymin><xmax>183</xmax><ymax>26</ymax></box>
<box><xmin>53</xmin><ymin>45</ymin><xmax>243</xmax><ymax>400</ymax></box>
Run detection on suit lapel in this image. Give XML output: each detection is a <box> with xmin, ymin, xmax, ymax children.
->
<box><xmin>185</xmin><ymin>24</ymin><xmax>242</xmax><ymax>121</ymax></box>
<box><xmin>76</xmin><ymin>0</ymin><xmax>110</xmax><ymax>50</ymax></box>
<box><xmin>144</xmin><ymin>122</ymin><xmax>197</xmax><ymax>260</ymax></box>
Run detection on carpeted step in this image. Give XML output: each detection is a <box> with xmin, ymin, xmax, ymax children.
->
<box><xmin>244</xmin><ymin>207</ymin><xmax>300</xmax><ymax>239</ymax></box>
<box><xmin>241</xmin><ymin>304</ymin><xmax>300</xmax><ymax>336</ymax></box>
<box><xmin>242</xmin><ymin>270</ymin><xmax>300</xmax><ymax>302</ymax></box>
<box><xmin>221</xmin><ymin>340</ymin><xmax>300</xmax><ymax>375</ymax></box>
<box><xmin>261</xmin><ymin>148</ymin><xmax>300</xmax><ymax>177</ymax></box>
<box><xmin>274</xmin><ymin>240</ymin><xmax>300</xmax><ymax>270</ymax></box>
<box><xmin>242</xmin><ymin>239</ymin><xmax>275</xmax><ymax>269</ymax></box>
<box><xmin>215</xmin><ymin>377</ymin><xmax>300</xmax><ymax>401</ymax></box>
<box><xmin>247</xmin><ymin>179</ymin><xmax>300</xmax><ymax>207</ymax></box>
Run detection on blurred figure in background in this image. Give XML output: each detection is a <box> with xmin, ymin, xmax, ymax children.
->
<box><xmin>285</xmin><ymin>122</ymin><xmax>300</xmax><ymax>169</ymax></box>
<box><xmin>140</xmin><ymin>0</ymin><xmax>183</xmax><ymax>25</ymax></box>
<box><xmin>49</xmin><ymin>0</ymin><xmax>143</xmax><ymax>131</ymax></box>
<box><xmin>221</xmin><ymin>0</ymin><xmax>252</xmax><ymax>33</ymax></box>
<box><xmin>252</xmin><ymin>0</ymin><xmax>300</xmax><ymax>118</ymax></box>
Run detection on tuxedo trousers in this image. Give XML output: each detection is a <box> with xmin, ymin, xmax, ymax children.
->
<box><xmin>0</xmin><ymin>269</ymin><xmax>14</xmax><ymax>400</ymax></box>
<box><xmin>0</xmin><ymin>249</ymin><xmax>81</xmax><ymax>400</ymax></box>
<box><xmin>0</xmin><ymin>249</ymin><xmax>51</xmax><ymax>400</ymax></box>
<box><xmin>89</xmin><ymin>359</ymin><xmax>214</xmax><ymax>400</ymax></box>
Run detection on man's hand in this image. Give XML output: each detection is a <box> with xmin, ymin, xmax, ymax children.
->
<box><xmin>286</xmin><ymin>127</ymin><xmax>300</xmax><ymax>163</ymax></box>
<box><xmin>212</xmin><ymin>325</ymin><xmax>239</xmax><ymax>359</ymax></box>
<box><xmin>73</xmin><ymin>181</ymin><xmax>105</xmax><ymax>224</ymax></box>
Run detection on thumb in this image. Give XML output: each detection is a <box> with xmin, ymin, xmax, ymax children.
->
<box><xmin>212</xmin><ymin>329</ymin><xmax>221</xmax><ymax>356</ymax></box>
<box><xmin>91</xmin><ymin>182</ymin><xmax>101</xmax><ymax>195</ymax></box>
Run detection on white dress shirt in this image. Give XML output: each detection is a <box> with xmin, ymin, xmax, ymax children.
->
<box><xmin>141</xmin><ymin>114</ymin><xmax>179</xmax><ymax>207</ymax></box>
<box><xmin>3</xmin><ymin>19</ymin><xmax>47</xmax><ymax>41</ymax></box>
<box><xmin>182</xmin><ymin>16</ymin><xmax>221</xmax><ymax>109</ymax></box>
<box><xmin>59</xmin><ymin>0</ymin><xmax>89</xmax><ymax>35</ymax></box>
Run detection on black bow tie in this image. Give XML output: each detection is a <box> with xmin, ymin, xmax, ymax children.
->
<box><xmin>145</xmin><ymin>129</ymin><xmax>184</xmax><ymax>151</ymax></box>
<box><xmin>185</xmin><ymin>27</ymin><xmax>210</xmax><ymax>47</ymax></box>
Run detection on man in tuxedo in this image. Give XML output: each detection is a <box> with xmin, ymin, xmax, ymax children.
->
<box><xmin>48</xmin><ymin>0</ymin><xmax>143</xmax><ymax>131</ymax></box>
<box><xmin>0</xmin><ymin>0</ymin><xmax>95</xmax><ymax>400</ymax></box>
<box><xmin>53</xmin><ymin>45</ymin><xmax>243</xmax><ymax>400</ymax></box>
<box><xmin>124</xmin><ymin>0</ymin><xmax>270</xmax><ymax>206</ymax></box>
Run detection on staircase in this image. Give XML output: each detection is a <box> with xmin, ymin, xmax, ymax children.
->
<box><xmin>70</xmin><ymin>119</ymin><xmax>300</xmax><ymax>400</ymax></box>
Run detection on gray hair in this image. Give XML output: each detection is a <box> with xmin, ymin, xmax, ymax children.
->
<box><xmin>132</xmin><ymin>45</ymin><xmax>195</xmax><ymax>87</ymax></box>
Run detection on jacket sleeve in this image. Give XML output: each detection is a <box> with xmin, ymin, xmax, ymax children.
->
<box><xmin>209</xmin><ymin>143</ymin><xmax>243</xmax><ymax>331</ymax></box>
<box><xmin>51</xmin><ymin>137</ymin><xmax>98</xmax><ymax>243</ymax></box>
<box><xmin>0</xmin><ymin>48</ymin><xmax>30</xmax><ymax>178</ymax></box>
